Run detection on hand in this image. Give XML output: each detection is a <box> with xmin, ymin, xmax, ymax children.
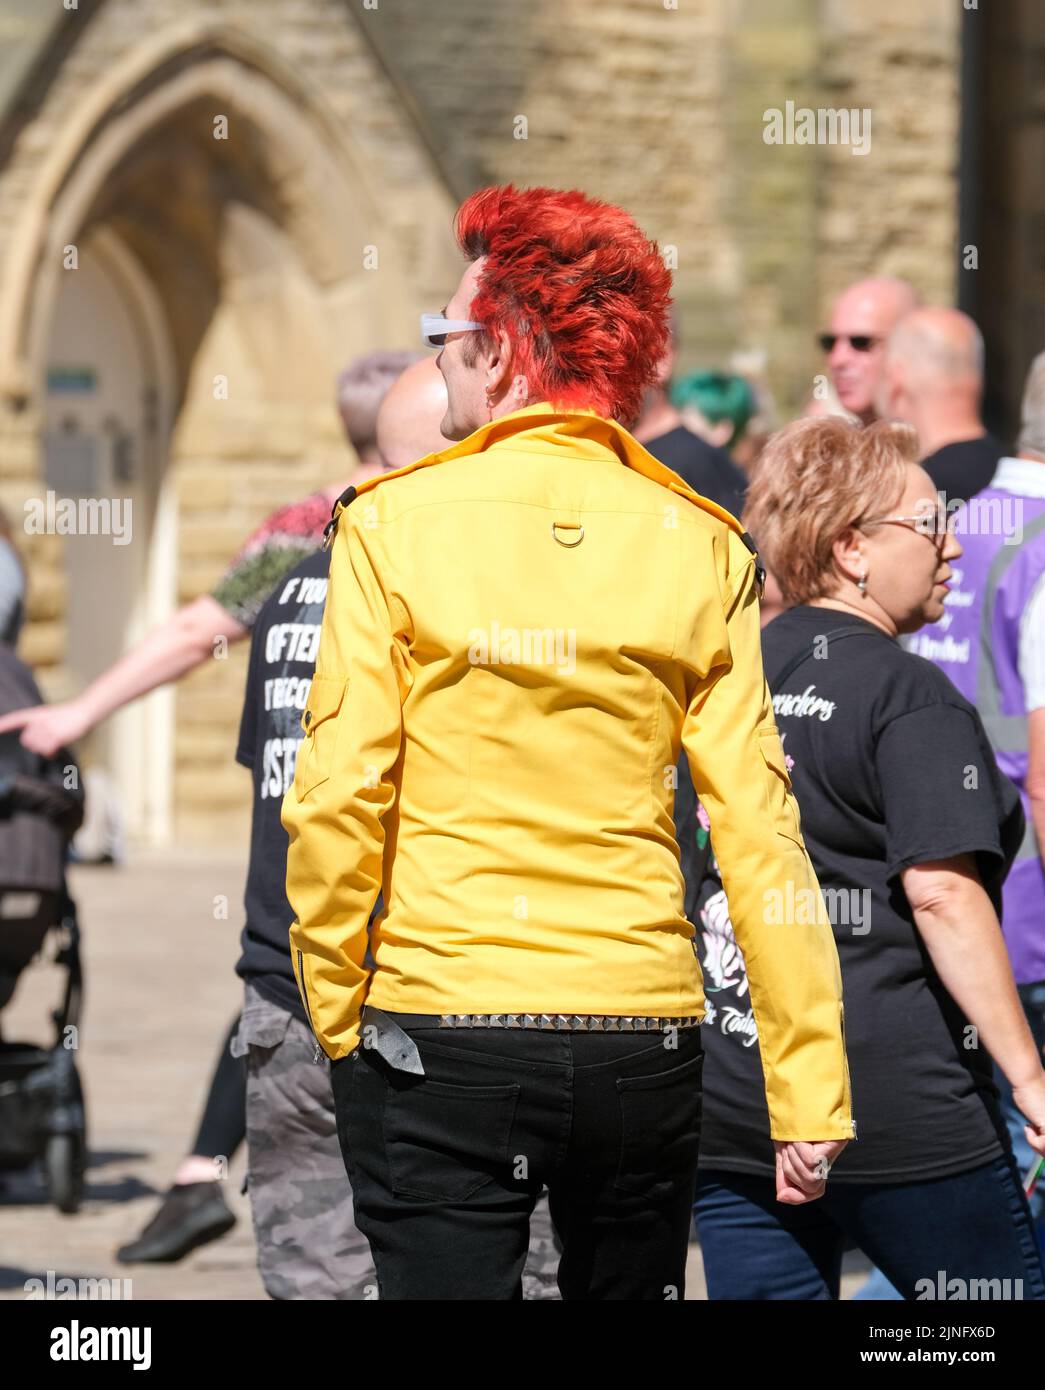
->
<box><xmin>773</xmin><ymin>1138</ymin><xmax>849</xmax><ymax>1205</ymax></box>
<box><xmin>0</xmin><ymin>701</ymin><xmax>91</xmax><ymax>758</ymax></box>
<box><xmin>1010</xmin><ymin>1075</ymin><xmax>1045</xmax><ymax>1160</ymax></box>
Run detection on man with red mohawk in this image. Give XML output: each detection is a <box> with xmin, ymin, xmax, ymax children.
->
<box><xmin>283</xmin><ymin>185</ymin><xmax>854</xmax><ymax>1300</ymax></box>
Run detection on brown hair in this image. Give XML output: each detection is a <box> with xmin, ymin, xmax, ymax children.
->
<box><xmin>743</xmin><ymin>417</ymin><xmax>918</xmax><ymax>604</ymax></box>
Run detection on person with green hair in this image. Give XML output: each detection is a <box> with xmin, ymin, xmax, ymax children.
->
<box><xmin>671</xmin><ymin>371</ymin><xmax>755</xmax><ymax>453</ymax></box>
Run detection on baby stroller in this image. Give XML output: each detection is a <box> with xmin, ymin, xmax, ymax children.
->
<box><xmin>0</xmin><ymin>630</ymin><xmax>88</xmax><ymax>1212</ymax></box>
<box><xmin>0</xmin><ymin>881</ymin><xmax>87</xmax><ymax>1212</ymax></box>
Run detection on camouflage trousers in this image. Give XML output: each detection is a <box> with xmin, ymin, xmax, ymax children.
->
<box><xmin>231</xmin><ymin>983</ymin><xmax>560</xmax><ymax>1299</ymax></box>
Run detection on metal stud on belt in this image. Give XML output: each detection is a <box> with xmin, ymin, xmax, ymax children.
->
<box><xmin>437</xmin><ymin>1013</ymin><xmax>702</xmax><ymax>1031</ymax></box>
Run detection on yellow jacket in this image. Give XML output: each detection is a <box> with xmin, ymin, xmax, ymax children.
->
<box><xmin>282</xmin><ymin>403</ymin><xmax>854</xmax><ymax>1142</ymax></box>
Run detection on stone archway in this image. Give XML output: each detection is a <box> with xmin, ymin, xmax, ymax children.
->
<box><xmin>0</xmin><ymin>21</ymin><xmax>429</xmax><ymax>399</ymax></box>
<box><xmin>0</xmin><ymin>19</ymin><xmax>458</xmax><ymax>844</ymax></box>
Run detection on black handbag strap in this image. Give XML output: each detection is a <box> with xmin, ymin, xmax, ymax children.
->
<box><xmin>767</xmin><ymin>622</ymin><xmax>883</xmax><ymax>692</ymax></box>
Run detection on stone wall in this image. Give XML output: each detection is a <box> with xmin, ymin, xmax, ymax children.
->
<box><xmin>362</xmin><ymin>0</ymin><xmax>962</xmax><ymax>413</ymax></box>
<box><xmin>0</xmin><ymin>0</ymin><xmax>964</xmax><ymax>844</ymax></box>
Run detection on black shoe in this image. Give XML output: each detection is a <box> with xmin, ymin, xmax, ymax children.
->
<box><xmin>117</xmin><ymin>1181</ymin><xmax>236</xmax><ymax>1264</ymax></box>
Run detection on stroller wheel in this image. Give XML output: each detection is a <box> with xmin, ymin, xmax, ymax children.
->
<box><xmin>45</xmin><ymin>1132</ymin><xmax>85</xmax><ymax>1214</ymax></box>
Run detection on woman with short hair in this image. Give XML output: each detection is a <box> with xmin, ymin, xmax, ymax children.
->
<box><xmin>690</xmin><ymin>415</ymin><xmax>1045</xmax><ymax>1300</ymax></box>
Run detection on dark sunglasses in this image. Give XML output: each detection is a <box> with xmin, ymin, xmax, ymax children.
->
<box><xmin>818</xmin><ymin>333</ymin><xmax>882</xmax><ymax>353</ymax></box>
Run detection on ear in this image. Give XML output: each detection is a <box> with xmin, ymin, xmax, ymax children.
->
<box><xmin>484</xmin><ymin>328</ymin><xmax>513</xmax><ymax>394</ymax></box>
<box><xmin>708</xmin><ymin>420</ymin><xmax>734</xmax><ymax>449</ymax></box>
<box><xmin>829</xmin><ymin>526</ymin><xmax>867</xmax><ymax>588</ymax></box>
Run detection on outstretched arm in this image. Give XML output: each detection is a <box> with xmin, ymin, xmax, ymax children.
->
<box><xmin>0</xmin><ymin>596</ymin><xmax>246</xmax><ymax>757</ymax></box>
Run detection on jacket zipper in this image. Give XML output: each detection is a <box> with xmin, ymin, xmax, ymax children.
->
<box><xmin>297</xmin><ymin>949</ymin><xmax>326</xmax><ymax>1064</ymax></box>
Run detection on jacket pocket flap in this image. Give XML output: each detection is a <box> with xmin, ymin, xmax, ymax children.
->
<box><xmin>299</xmin><ymin>675</ymin><xmax>347</xmax><ymax>736</ymax></box>
<box><xmin>757</xmin><ymin>728</ymin><xmax>803</xmax><ymax>845</ymax></box>
<box><xmin>295</xmin><ymin>676</ymin><xmax>348</xmax><ymax>797</ymax></box>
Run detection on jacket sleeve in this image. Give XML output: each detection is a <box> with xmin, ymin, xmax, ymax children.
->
<box><xmin>281</xmin><ymin>509</ymin><xmax>409</xmax><ymax>1060</ymax></box>
<box><xmin>680</xmin><ymin>542</ymin><xmax>855</xmax><ymax>1142</ymax></box>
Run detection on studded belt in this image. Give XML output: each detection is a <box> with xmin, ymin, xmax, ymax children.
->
<box><xmin>355</xmin><ymin>1007</ymin><xmax>703</xmax><ymax>1078</ymax></box>
<box><xmin>435</xmin><ymin>1013</ymin><xmax>702</xmax><ymax>1032</ymax></box>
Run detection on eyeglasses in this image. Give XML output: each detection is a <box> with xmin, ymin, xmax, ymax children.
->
<box><xmin>860</xmin><ymin>510</ymin><xmax>955</xmax><ymax>546</ymax></box>
<box><xmin>818</xmin><ymin>334</ymin><xmax>883</xmax><ymax>353</ymax></box>
<box><xmin>421</xmin><ymin>313</ymin><xmax>483</xmax><ymax>348</ymax></box>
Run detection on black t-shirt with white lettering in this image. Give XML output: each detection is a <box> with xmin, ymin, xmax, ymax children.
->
<box><xmin>234</xmin><ymin>547</ymin><xmax>331</xmax><ymax>1022</ymax></box>
<box><xmin>688</xmin><ymin>604</ymin><xmax>1024</xmax><ymax>1183</ymax></box>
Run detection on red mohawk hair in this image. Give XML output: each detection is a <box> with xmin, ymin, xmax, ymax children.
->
<box><xmin>454</xmin><ymin>185</ymin><xmax>672</xmax><ymax>423</ymax></box>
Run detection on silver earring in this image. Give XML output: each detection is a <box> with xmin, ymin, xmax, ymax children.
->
<box><xmin>857</xmin><ymin>571</ymin><xmax>868</xmax><ymax>594</ymax></box>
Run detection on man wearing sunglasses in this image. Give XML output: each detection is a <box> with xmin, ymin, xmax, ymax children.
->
<box><xmin>820</xmin><ymin>276</ymin><xmax>921</xmax><ymax>424</ymax></box>
<box><xmin>283</xmin><ymin>184</ymin><xmax>853</xmax><ymax>1300</ymax></box>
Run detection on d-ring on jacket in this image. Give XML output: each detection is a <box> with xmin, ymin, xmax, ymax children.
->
<box><xmin>282</xmin><ymin>403</ymin><xmax>855</xmax><ymax>1143</ymax></box>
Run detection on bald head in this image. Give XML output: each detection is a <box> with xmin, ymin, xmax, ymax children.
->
<box><xmin>884</xmin><ymin>307</ymin><xmax>984</xmax><ymax>389</ymax></box>
<box><xmin>376</xmin><ymin>357</ymin><xmax>453</xmax><ymax>470</ymax></box>
<box><xmin>876</xmin><ymin>307</ymin><xmax>988</xmax><ymax>455</ymax></box>
<box><xmin>824</xmin><ymin>276</ymin><xmax>922</xmax><ymax>422</ymax></box>
<box><xmin>832</xmin><ymin>277</ymin><xmax>923</xmax><ymax>330</ymax></box>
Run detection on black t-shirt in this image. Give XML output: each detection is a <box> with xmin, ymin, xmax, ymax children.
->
<box><xmin>233</xmin><ymin>544</ymin><xmax>327</xmax><ymax>1023</ymax></box>
<box><xmin>922</xmin><ymin>434</ymin><xmax>1003</xmax><ymax>505</ymax></box>
<box><xmin>644</xmin><ymin>426</ymin><xmax>747</xmax><ymax>519</ymax></box>
<box><xmin>234</xmin><ymin>547</ymin><xmax>332</xmax><ymax>1021</ymax></box>
<box><xmin>688</xmin><ymin>605</ymin><xmax>1024</xmax><ymax>1183</ymax></box>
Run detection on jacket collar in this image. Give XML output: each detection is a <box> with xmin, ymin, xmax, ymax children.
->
<box><xmin>331</xmin><ymin>402</ymin><xmax>743</xmax><ymax>538</ymax></box>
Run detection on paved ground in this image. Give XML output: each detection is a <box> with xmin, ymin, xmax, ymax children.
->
<box><xmin>1</xmin><ymin>849</ymin><xmax>264</xmax><ymax>1301</ymax></box>
<box><xmin>0</xmin><ymin>849</ymin><xmax>870</xmax><ymax>1301</ymax></box>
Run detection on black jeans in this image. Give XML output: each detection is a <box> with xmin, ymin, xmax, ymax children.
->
<box><xmin>330</xmin><ymin>1019</ymin><xmax>704</xmax><ymax>1300</ymax></box>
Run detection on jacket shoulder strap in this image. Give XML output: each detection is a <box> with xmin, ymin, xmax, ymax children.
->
<box><xmin>321</xmin><ymin>453</ymin><xmax>448</xmax><ymax>549</ymax></box>
<box><xmin>625</xmin><ymin>454</ymin><xmax>768</xmax><ymax>595</ymax></box>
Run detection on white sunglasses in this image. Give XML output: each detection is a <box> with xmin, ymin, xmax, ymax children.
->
<box><xmin>420</xmin><ymin>312</ymin><xmax>483</xmax><ymax>348</ymax></box>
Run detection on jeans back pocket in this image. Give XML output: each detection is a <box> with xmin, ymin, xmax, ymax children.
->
<box><xmin>382</xmin><ymin>1076</ymin><xmax>521</xmax><ymax>1202</ymax></box>
<box><xmin>615</xmin><ymin>1045</ymin><xmax>704</xmax><ymax>1198</ymax></box>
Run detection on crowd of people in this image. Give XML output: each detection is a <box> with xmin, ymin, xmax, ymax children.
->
<box><xmin>0</xmin><ymin>182</ymin><xmax>1042</xmax><ymax>1301</ymax></box>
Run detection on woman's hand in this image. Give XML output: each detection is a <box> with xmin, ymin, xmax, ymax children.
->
<box><xmin>1010</xmin><ymin>1075</ymin><xmax>1045</xmax><ymax>1159</ymax></box>
<box><xmin>774</xmin><ymin>1138</ymin><xmax>849</xmax><ymax>1204</ymax></box>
